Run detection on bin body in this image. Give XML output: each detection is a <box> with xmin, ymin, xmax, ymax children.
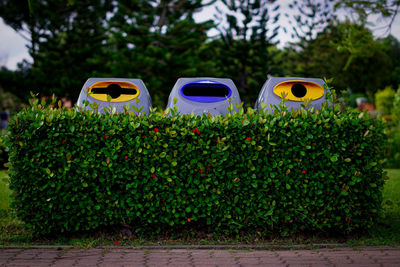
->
<box><xmin>166</xmin><ymin>78</ymin><xmax>241</xmax><ymax>115</ymax></box>
<box><xmin>255</xmin><ymin>77</ymin><xmax>329</xmax><ymax>113</ymax></box>
<box><xmin>77</xmin><ymin>78</ymin><xmax>152</xmax><ymax>114</ymax></box>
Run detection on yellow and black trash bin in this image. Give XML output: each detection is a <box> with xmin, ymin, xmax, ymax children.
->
<box><xmin>77</xmin><ymin>78</ymin><xmax>152</xmax><ymax>114</ymax></box>
<box><xmin>254</xmin><ymin>76</ymin><xmax>330</xmax><ymax>113</ymax></box>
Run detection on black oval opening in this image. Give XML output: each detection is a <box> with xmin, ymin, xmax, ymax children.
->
<box><xmin>91</xmin><ymin>84</ymin><xmax>137</xmax><ymax>99</ymax></box>
<box><xmin>106</xmin><ymin>84</ymin><xmax>123</xmax><ymax>99</ymax></box>
<box><xmin>291</xmin><ymin>83</ymin><xmax>307</xmax><ymax>98</ymax></box>
<box><xmin>182</xmin><ymin>83</ymin><xmax>230</xmax><ymax>97</ymax></box>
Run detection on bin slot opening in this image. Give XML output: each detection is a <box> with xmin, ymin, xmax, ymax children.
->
<box><xmin>92</xmin><ymin>84</ymin><xmax>138</xmax><ymax>99</ymax></box>
<box><xmin>291</xmin><ymin>83</ymin><xmax>307</xmax><ymax>98</ymax></box>
<box><xmin>273</xmin><ymin>80</ymin><xmax>324</xmax><ymax>101</ymax></box>
<box><xmin>181</xmin><ymin>81</ymin><xmax>232</xmax><ymax>103</ymax></box>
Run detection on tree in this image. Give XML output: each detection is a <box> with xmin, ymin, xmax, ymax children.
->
<box><xmin>284</xmin><ymin>0</ymin><xmax>336</xmax><ymax>76</ymax></box>
<box><xmin>334</xmin><ymin>0</ymin><xmax>400</xmax><ymax>34</ymax></box>
<box><xmin>106</xmin><ymin>0</ymin><xmax>215</xmax><ymax>107</ymax></box>
<box><xmin>287</xmin><ymin>0</ymin><xmax>336</xmax><ymax>42</ymax></box>
<box><xmin>206</xmin><ymin>0</ymin><xmax>283</xmax><ymax>104</ymax></box>
<box><xmin>283</xmin><ymin>21</ymin><xmax>392</xmax><ymax>99</ymax></box>
<box><xmin>0</xmin><ymin>0</ymin><xmax>112</xmax><ymax>100</ymax></box>
<box><xmin>0</xmin><ymin>65</ymin><xmax>29</xmax><ymax>101</ymax></box>
<box><xmin>379</xmin><ymin>35</ymin><xmax>400</xmax><ymax>88</ymax></box>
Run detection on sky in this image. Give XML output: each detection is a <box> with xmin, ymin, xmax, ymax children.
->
<box><xmin>1</xmin><ymin>1</ymin><xmax>400</xmax><ymax>70</ymax></box>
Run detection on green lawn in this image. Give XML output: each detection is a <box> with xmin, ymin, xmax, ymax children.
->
<box><xmin>382</xmin><ymin>169</ymin><xmax>400</xmax><ymax>215</ymax></box>
<box><xmin>0</xmin><ymin>170</ymin><xmax>9</xmax><ymax>211</ymax></box>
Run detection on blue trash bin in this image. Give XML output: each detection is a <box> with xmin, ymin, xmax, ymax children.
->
<box><xmin>166</xmin><ymin>78</ymin><xmax>242</xmax><ymax>115</ymax></box>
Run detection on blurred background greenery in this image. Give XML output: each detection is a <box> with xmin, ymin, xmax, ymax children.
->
<box><xmin>0</xmin><ymin>0</ymin><xmax>399</xmax><ymax>167</ymax></box>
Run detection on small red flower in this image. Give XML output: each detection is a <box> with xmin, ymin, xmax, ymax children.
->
<box><xmin>62</xmin><ymin>139</ymin><xmax>65</xmax><ymax>145</ymax></box>
<box><xmin>302</xmin><ymin>170</ymin><xmax>306</xmax><ymax>174</ymax></box>
<box><xmin>192</xmin><ymin>128</ymin><xmax>200</xmax><ymax>134</ymax></box>
<box><xmin>153</xmin><ymin>128</ymin><xmax>159</xmax><ymax>133</ymax></box>
<box><xmin>377</xmin><ymin>150</ymin><xmax>380</xmax><ymax>153</ymax></box>
<box><xmin>103</xmin><ymin>134</ymin><xmax>108</xmax><ymax>140</ymax></box>
<box><xmin>125</xmin><ymin>155</ymin><xmax>128</xmax><ymax>160</ymax></box>
<box><xmin>114</xmin><ymin>241</ymin><xmax>121</xmax><ymax>245</ymax></box>
<box><xmin>200</xmin><ymin>170</ymin><xmax>203</xmax><ymax>174</ymax></box>
<box><xmin>187</xmin><ymin>218</ymin><xmax>191</xmax><ymax>222</ymax></box>
<box><xmin>152</xmin><ymin>173</ymin><xmax>156</xmax><ymax>178</ymax></box>
<box><xmin>245</xmin><ymin>137</ymin><xmax>252</xmax><ymax>141</ymax></box>
<box><xmin>345</xmin><ymin>217</ymin><xmax>351</xmax><ymax>224</ymax></box>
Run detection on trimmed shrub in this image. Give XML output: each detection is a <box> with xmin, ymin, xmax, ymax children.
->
<box><xmin>5</xmin><ymin>101</ymin><xmax>387</xmax><ymax>236</ymax></box>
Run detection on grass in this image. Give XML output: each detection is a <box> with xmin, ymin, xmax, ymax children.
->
<box><xmin>0</xmin><ymin>170</ymin><xmax>32</xmax><ymax>244</ymax></box>
<box><xmin>0</xmin><ymin>170</ymin><xmax>10</xmax><ymax>211</ymax></box>
<box><xmin>382</xmin><ymin>169</ymin><xmax>400</xmax><ymax>215</ymax></box>
<box><xmin>0</xmin><ymin>169</ymin><xmax>399</xmax><ymax>247</ymax></box>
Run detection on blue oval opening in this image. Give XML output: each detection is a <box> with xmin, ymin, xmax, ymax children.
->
<box><xmin>180</xmin><ymin>80</ymin><xmax>232</xmax><ymax>103</ymax></box>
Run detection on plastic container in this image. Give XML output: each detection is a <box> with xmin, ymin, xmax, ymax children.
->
<box><xmin>255</xmin><ymin>76</ymin><xmax>329</xmax><ymax>112</ymax></box>
<box><xmin>77</xmin><ymin>78</ymin><xmax>152</xmax><ymax>114</ymax></box>
<box><xmin>166</xmin><ymin>77</ymin><xmax>241</xmax><ymax>115</ymax></box>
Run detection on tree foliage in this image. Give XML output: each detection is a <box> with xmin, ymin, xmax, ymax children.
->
<box><xmin>105</xmin><ymin>0</ymin><xmax>215</xmax><ymax>106</ymax></box>
<box><xmin>207</xmin><ymin>0</ymin><xmax>283</xmax><ymax>104</ymax></box>
<box><xmin>287</xmin><ymin>0</ymin><xmax>336</xmax><ymax>41</ymax></box>
<box><xmin>284</xmin><ymin>0</ymin><xmax>337</xmax><ymax>78</ymax></box>
<box><xmin>0</xmin><ymin>0</ymin><xmax>399</xmax><ymax>107</ymax></box>
<box><xmin>379</xmin><ymin>35</ymin><xmax>400</xmax><ymax>88</ymax></box>
<box><xmin>334</xmin><ymin>0</ymin><xmax>400</xmax><ymax>32</ymax></box>
<box><xmin>283</xmin><ymin>21</ymin><xmax>392</xmax><ymax>98</ymax></box>
<box><xmin>0</xmin><ymin>0</ymin><xmax>112</xmax><ymax>100</ymax></box>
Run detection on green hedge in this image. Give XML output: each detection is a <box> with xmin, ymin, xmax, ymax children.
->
<box><xmin>5</xmin><ymin>101</ymin><xmax>387</xmax><ymax>236</ymax></box>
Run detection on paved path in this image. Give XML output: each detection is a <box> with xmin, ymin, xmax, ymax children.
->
<box><xmin>0</xmin><ymin>246</ymin><xmax>399</xmax><ymax>266</ymax></box>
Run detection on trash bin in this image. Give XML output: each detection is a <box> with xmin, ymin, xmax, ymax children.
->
<box><xmin>77</xmin><ymin>78</ymin><xmax>152</xmax><ymax>114</ymax></box>
<box><xmin>254</xmin><ymin>77</ymin><xmax>329</xmax><ymax>113</ymax></box>
<box><xmin>166</xmin><ymin>78</ymin><xmax>242</xmax><ymax>115</ymax></box>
